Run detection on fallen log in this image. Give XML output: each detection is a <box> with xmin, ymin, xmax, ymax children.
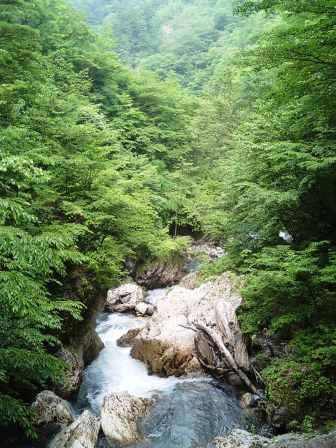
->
<box><xmin>194</xmin><ymin>321</ymin><xmax>258</xmax><ymax>395</ymax></box>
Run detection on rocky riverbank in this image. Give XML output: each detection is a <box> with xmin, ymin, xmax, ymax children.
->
<box><xmin>30</xmin><ymin>243</ymin><xmax>336</xmax><ymax>447</ymax></box>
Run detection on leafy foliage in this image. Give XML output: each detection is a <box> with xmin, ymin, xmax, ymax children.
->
<box><xmin>3</xmin><ymin>0</ymin><xmax>336</xmax><ymax>437</ymax></box>
<box><xmin>193</xmin><ymin>0</ymin><xmax>336</xmax><ymax>428</ymax></box>
<box><xmin>0</xmin><ymin>0</ymin><xmax>195</xmax><ymax>436</ymax></box>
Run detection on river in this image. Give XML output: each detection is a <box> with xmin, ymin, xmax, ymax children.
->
<box><xmin>74</xmin><ymin>288</ymin><xmax>249</xmax><ymax>448</ymax></box>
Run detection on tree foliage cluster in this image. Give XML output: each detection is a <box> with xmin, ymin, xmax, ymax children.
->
<box><xmin>72</xmin><ymin>0</ymin><xmax>241</xmax><ymax>89</ymax></box>
<box><xmin>2</xmin><ymin>0</ymin><xmax>336</xmax><ymax>437</ymax></box>
<box><xmin>0</xmin><ymin>0</ymin><xmax>193</xmax><ymax>435</ymax></box>
<box><xmin>193</xmin><ymin>0</ymin><xmax>336</xmax><ymax>429</ymax></box>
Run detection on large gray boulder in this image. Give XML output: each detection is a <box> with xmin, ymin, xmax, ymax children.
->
<box><xmin>32</xmin><ymin>391</ymin><xmax>74</xmax><ymax>428</ymax></box>
<box><xmin>135</xmin><ymin>302</ymin><xmax>154</xmax><ymax>316</ymax></box>
<box><xmin>101</xmin><ymin>392</ymin><xmax>152</xmax><ymax>446</ymax></box>
<box><xmin>48</xmin><ymin>410</ymin><xmax>100</xmax><ymax>448</ymax></box>
<box><xmin>55</xmin><ymin>348</ymin><xmax>83</xmax><ymax>399</ymax></box>
<box><xmin>106</xmin><ymin>283</ymin><xmax>144</xmax><ymax>313</ymax></box>
<box><xmin>32</xmin><ymin>391</ymin><xmax>74</xmax><ymax>444</ymax></box>
<box><xmin>136</xmin><ymin>257</ymin><xmax>186</xmax><ymax>289</ymax></box>
<box><xmin>130</xmin><ymin>284</ymin><xmax>203</xmax><ymax>376</ymax></box>
<box><xmin>131</xmin><ymin>273</ymin><xmax>250</xmax><ymax>386</ymax></box>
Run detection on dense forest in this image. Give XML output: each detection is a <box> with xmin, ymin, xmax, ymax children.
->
<box><xmin>1</xmin><ymin>0</ymin><xmax>336</xmax><ymax>442</ymax></box>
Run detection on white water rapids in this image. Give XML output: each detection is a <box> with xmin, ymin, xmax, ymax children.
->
<box><xmin>75</xmin><ymin>289</ymin><xmax>249</xmax><ymax>448</ymax></box>
<box><xmin>76</xmin><ymin>311</ymin><xmax>185</xmax><ymax>414</ymax></box>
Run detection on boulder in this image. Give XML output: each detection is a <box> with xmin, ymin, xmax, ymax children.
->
<box><xmin>210</xmin><ymin>430</ymin><xmax>336</xmax><ymax>448</ymax></box>
<box><xmin>32</xmin><ymin>391</ymin><xmax>74</xmax><ymax>427</ymax></box>
<box><xmin>266</xmin><ymin>405</ymin><xmax>292</xmax><ymax>432</ymax></box>
<box><xmin>240</xmin><ymin>393</ymin><xmax>257</xmax><ymax>409</ymax></box>
<box><xmin>32</xmin><ymin>391</ymin><xmax>74</xmax><ymax>444</ymax></box>
<box><xmin>117</xmin><ymin>328</ymin><xmax>142</xmax><ymax>347</ymax></box>
<box><xmin>101</xmin><ymin>392</ymin><xmax>152</xmax><ymax>446</ymax></box>
<box><xmin>48</xmin><ymin>410</ymin><xmax>100</xmax><ymax>448</ymax></box>
<box><xmin>186</xmin><ymin>242</ymin><xmax>225</xmax><ymax>261</ymax></box>
<box><xmin>81</xmin><ymin>327</ymin><xmax>105</xmax><ymax>366</ymax></box>
<box><xmin>56</xmin><ymin>320</ymin><xmax>104</xmax><ymax>399</ymax></box>
<box><xmin>131</xmin><ymin>284</ymin><xmax>203</xmax><ymax>376</ymax></box>
<box><xmin>211</xmin><ymin>430</ymin><xmax>270</xmax><ymax>448</ymax></box>
<box><xmin>106</xmin><ymin>283</ymin><xmax>144</xmax><ymax>313</ymax></box>
<box><xmin>271</xmin><ymin>430</ymin><xmax>336</xmax><ymax>448</ymax></box>
<box><xmin>135</xmin><ymin>302</ymin><xmax>155</xmax><ymax>317</ymax></box>
<box><xmin>55</xmin><ymin>348</ymin><xmax>83</xmax><ymax>399</ymax></box>
<box><xmin>131</xmin><ymin>273</ymin><xmax>247</xmax><ymax>382</ymax></box>
<box><xmin>136</xmin><ymin>257</ymin><xmax>186</xmax><ymax>289</ymax></box>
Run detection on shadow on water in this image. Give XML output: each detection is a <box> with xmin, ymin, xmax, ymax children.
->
<box><xmin>97</xmin><ymin>379</ymin><xmax>248</xmax><ymax>447</ymax></box>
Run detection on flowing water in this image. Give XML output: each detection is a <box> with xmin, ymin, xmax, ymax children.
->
<box><xmin>76</xmin><ymin>294</ymin><xmax>249</xmax><ymax>448</ymax></box>
<box><xmin>76</xmin><ymin>312</ymin><xmax>183</xmax><ymax>414</ymax></box>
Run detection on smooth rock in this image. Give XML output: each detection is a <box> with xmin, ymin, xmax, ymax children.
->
<box><xmin>186</xmin><ymin>242</ymin><xmax>225</xmax><ymax>261</ymax></box>
<box><xmin>48</xmin><ymin>410</ymin><xmax>100</xmax><ymax>448</ymax></box>
<box><xmin>81</xmin><ymin>327</ymin><xmax>105</xmax><ymax>366</ymax></box>
<box><xmin>146</xmin><ymin>304</ymin><xmax>155</xmax><ymax>316</ymax></box>
<box><xmin>131</xmin><ymin>285</ymin><xmax>202</xmax><ymax>376</ymax></box>
<box><xmin>210</xmin><ymin>430</ymin><xmax>336</xmax><ymax>448</ymax></box>
<box><xmin>131</xmin><ymin>273</ymin><xmax>242</xmax><ymax>378</ymax></box>
<box><xmin>239</xmin><ymin>393</ymin><xmax>260</xmax><ymax>409</ymax></box>
<box><xmin>135</xmin><ymin>302</ymin><xmax>154</xmax><ymax>316</ymax></box>
<box><xmin>266</xmin><ymin>405</ymin><xmax>291</xmax><ymax>432</ymax></box>
<box><xmin>106</xmin><ymin>283</ymin><xmax>144</xmax><ymax>313</ymax></box>
<box><xmin>101</xmin><ymin>392</ymin><xmax>152</xmax><ymax>446</ymax></box>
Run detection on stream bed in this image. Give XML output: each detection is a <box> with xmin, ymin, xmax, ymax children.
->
<box><xmin>75</xmin><ymin>294</ymin><xmax>250</xmax><ymax>448</ymax></box>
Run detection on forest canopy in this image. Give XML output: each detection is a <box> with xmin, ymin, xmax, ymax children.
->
<box><xmin>1</xmin><ymin>0</ymin><xmax>336</xmax><ymax>438</ymax></box>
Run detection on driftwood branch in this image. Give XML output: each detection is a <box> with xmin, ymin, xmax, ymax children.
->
<box><xmin>194</xmin><ymin>321</ymin><xmax>258</xmax><ymax>395</ymax></box>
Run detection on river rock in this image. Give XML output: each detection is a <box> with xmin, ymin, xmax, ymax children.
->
<box><xmin>135</xmin><ymin>302</ymin><xmax>155</xmax><ymax>316</ymax></box>
<box><xmin>106</xmin><ymin>283</ymin><xmax>144</xmax><ymax>313</ymax></box>
<box><xmin>56</xmin><ymin>320</ymin><xmax>104</xmax><ymax>399</ymax></box>
<box><xmin>271</xmin><ymin>430</ymin><xmax>336</xmax><ymax>448</ymax></box>
<box><xmin>32</xmin><ymin>391</ymin><xmax>74</xmax><ymax>444</ymax></box>
<box><xmin>55</xmin><ymin>347</ymin><xmax>83</xmax><ymax>399</ymax></box>
<box><xmin>117</xmin><ymin>328</ymin><xmax>142</xmax><ymax>347</ymax></box>
<box><xmin>131</xmin><ymin>273</ymin><xmax>243</xmax><ymax>378</ymax></box>
<box><xmin>266</xmin><ymin>405</ymin><xmax>292</xmax><ymax>432</ymax></box>
<box><xmin>186</xmin><ymin>242</ymin><xmax>225</xmax><ymax>261</ymax></box>
<box><xmin>239</xmin><ymin>393</ymin><xmax>257</xmax><ymax>409</ymax></box>
<box><xmin>211</xmin><ymin>430</ymin><xmax>336</xmax><ymax>448</ymax></box>
<box><xmin>131</xmin><ymin>285</ymin><xmax>202</xmax><ymax>376</ymax></box>
<box><xmin>101</xmin><ymin>392</ymin><xmax>152</xmax><ymax>446</ymax></box>
<box><xmin>136</xmin><ymin>257</ymin><xmax>186</xmax><ymax>289</ymax></box>
<box><xmin>32</xmin><ymin>390</ymin><xmax>74</xmax><ymax>427</ymax></box>
<box><xmin>48</xmin><ymin>410</ymin><xmax>100</xmax><ymax>448</ymax></box>
<box><xmin>211</xmin><ymin>430</ymin><xmax>270</xmax><ymax>448</ymax></box>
